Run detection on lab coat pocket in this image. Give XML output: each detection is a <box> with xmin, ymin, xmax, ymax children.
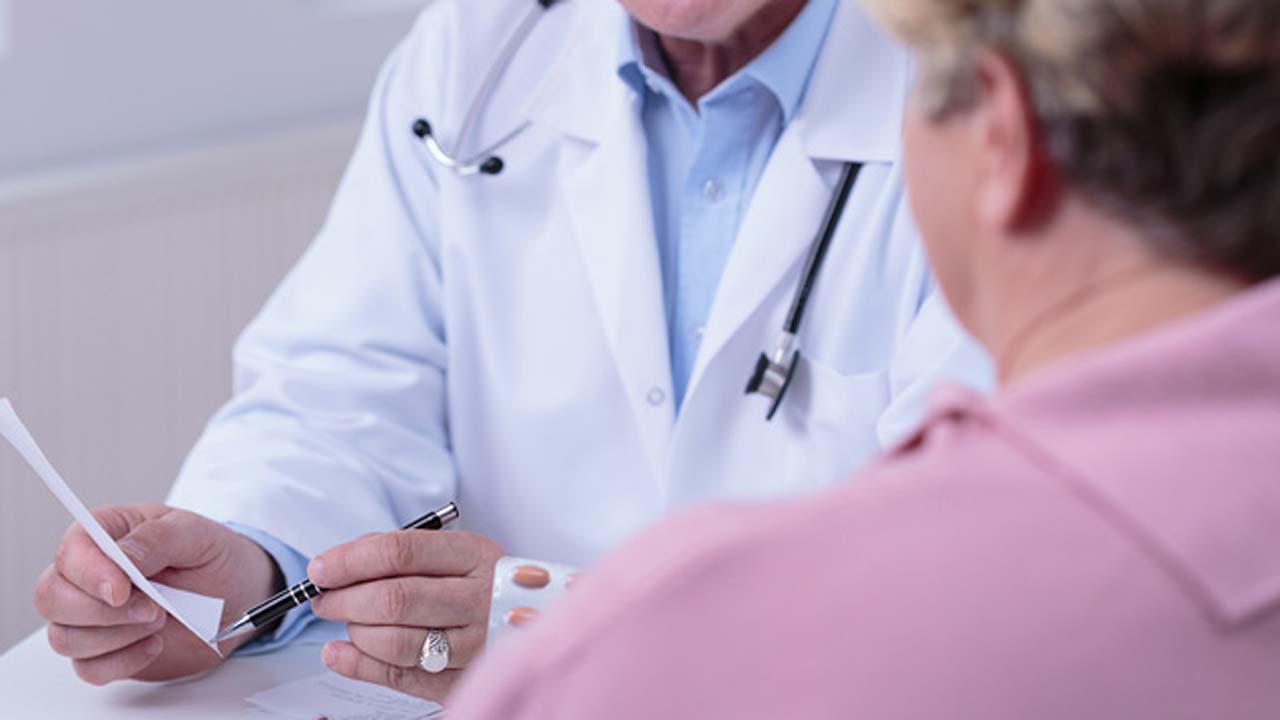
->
<box><xmin>783</xmin><ymin>356</ymin><xmax>890</xmax><ymax>492</ymax></box>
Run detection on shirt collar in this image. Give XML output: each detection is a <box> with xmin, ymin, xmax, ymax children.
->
<box><xmin>616</xmin><ymin>15</ymin><xmax>671</xmax><ymax>98</ymax></box>
<box><xmin>617</xmin><ymin>0</ymin><xmax>839</xmax><ymax>122</ymax></box>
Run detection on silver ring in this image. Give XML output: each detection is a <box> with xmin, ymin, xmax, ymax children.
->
<box><xmin>418</xmin><ymin>629</ymin><xmax>450</xmax><ymax>674</ymax></box>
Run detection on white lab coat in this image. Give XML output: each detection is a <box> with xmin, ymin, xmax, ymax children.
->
<box><xmin>168</xmin><ymin>0</ymin><xmax>992</xmax><ymax>567</ymax></box>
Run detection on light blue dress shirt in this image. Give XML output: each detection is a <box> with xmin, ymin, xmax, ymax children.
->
<box><xmin>228</xmin><ymin>523</ymin><xmax>317</xmax><ymax>653</ymax></box>
<box><xmin>618</xmin><ymin>0</ymin><xmax>838</xmax><ymax>409</ymax></box>
<box><xmin>234</xmin><ymin>0</ymin><xmax>840</xmax><ymax>654</ymax></box>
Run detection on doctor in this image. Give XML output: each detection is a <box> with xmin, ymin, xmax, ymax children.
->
<box><xmin>33</xmin><ymin>0</ymin><xmax>988</xmax><ymax>701</ymax></box>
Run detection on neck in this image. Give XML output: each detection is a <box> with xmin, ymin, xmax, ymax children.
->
<box><xmin>995</xmin><ymin>261</ymin><xmax>1245</xmax><ymax>384</ymax></box>
<box><xmin>656</xmin><ymin>0</ymin><xmax>806</xmax><ymax>103</ymax></box>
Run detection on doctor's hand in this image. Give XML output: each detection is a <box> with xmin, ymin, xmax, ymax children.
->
<box><xmin>34</xmin><ymin>503</ymin><xmax>282</xmax><ymax>685</ymax></box>
<box><xmin>307</xmin><ymin>530</ymin><xmax>505</xmax><ymax>703</ymax></box>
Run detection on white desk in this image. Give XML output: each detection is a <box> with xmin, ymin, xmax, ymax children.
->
<box><xmin>0</xmin><ymin>628</ymin><xmax>329</xmax><ymax>719</ymax></box>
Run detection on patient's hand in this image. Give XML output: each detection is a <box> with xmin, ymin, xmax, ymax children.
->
<box><xmin>34</xmin><ymin>503</ymin><xmax>280</xmax><ymax>684</ymax></box>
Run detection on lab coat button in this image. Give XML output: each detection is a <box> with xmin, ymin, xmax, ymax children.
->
<box><xmin>702</xmin><ymin>179</ymin><xmax>722</xmax><ymax>202</ymax></box>
<box><xmin>692</xmin><ymin>326</ymin><xmax>706</xmax><ymax>341</ymax></box>
<box><xmin>646</xmin><ymin>388</ymin><xmax>666</xmax><ymax>406</ymax></box>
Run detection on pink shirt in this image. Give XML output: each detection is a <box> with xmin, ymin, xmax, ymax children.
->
<box><xmin>451</xmin><ymin>279</ymin><xmax>1280</xmax><ymax>719</ymax></box>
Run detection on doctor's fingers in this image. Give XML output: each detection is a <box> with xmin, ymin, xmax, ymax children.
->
<box><xmin>309</xmin><ymin>531</ymin><xmax>503</xmax><ymax>589</ymax></box>
<box><xmin>47</xmin><ymin>613</ymin><xmax>168</xmax><ymax>660</ymax></box>
<box><xmin>322</xmin><ymin>640</ymin><xmax>462</xmax><ymax>702</ymax></box>
<box><xmin>111</xmin><ymin>508</ymin><xmax>231</xmax><ymax>577</ymax></box>
<box><xmin>34</xmin><ymin>565</ymin><xmax>160</xmax><ymax>627</ymax></box>
<box><xmin>54</xmin><ymin>504</ymin><xmax>172</xmax><ymax>606</ymax></box>
<box><xmin>71</xmin><ymin>634</ymin><xmax>166</xmax><ymax>686</ymax></box>
<box><xmin>54</xmin><ymin>523</ymin><xmax>134</xmax><ymax>608</ymax></box>
<box><xmin>311</xmin><ymin>576</ymin><xmax>489</xmax><ymax>627</ymax></box>
<box><xmin>346</xmin><ymin>624</ymin><xmax>485</xmax><ymax>670</ymax></box>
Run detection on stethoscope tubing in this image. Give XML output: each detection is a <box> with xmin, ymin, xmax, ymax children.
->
<box><xmin>785</xmin><ymin>162</ymin><xmax>863</xmax><ymax>334</ymax></box>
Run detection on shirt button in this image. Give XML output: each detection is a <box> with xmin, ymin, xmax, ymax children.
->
<box><xmin>692</xmin><ymin>326</ymin><xmax>706</xmax><ymax>342</ymax></box>
<box><xmin>646</xmin><ymin>388</ymin><xmax>666</xmax><ymax>406</ymax></box>
<box><xmin>702</xmin><ymin>179</ymin><xmax>723</xmax><ymax>202</ymax></box>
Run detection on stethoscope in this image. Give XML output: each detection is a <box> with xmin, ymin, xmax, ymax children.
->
<box><xmin>411</xmin><ymin>0</ymin><xmax>565</xmax><ymax>176</ymax></box>
<box><xmin>411</xmin><ymin>0</ymin><xmax>862</xmax><ymax>421</ymax></box>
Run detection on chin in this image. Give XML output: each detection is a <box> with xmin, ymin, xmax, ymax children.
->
<box><xmin>620</xmin><ymin>0</ymin><xmax>764</xmax><ymax>41</ymax></box>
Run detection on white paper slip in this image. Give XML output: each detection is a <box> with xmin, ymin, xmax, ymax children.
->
<box><xmin>247</xmin><ymin>672</ymin><xmax>444</xmax><ymax>720</ymax></box>
<box><xmin>0</xmin><ymin>398</ymin><xmax>225</xmax><ymax>652</ymax></box>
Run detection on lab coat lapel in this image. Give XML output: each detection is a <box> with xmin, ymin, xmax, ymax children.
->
<box><xmin>529</xmin><ymin>4</ymin><xmax>675</xmax><ymax>474</ymax></box>
<box><xmin>690</xmin><ymin>128</ymin><xmax>828</xmax><ymax>398</ymax></box>
<box><xmin>562</xmin><ymin>106</ymin><xmax>675</xmax><ymax>473</ymax></box>
<box><xmin>687</xmin><ymin>1</ymin><xmax>909</xmax><ymax>397</ymax></box>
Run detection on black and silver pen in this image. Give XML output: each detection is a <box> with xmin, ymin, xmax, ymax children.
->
<box><xmin>213</xmin><ymin>502</ymin><xmax>461</xmax><ymax>644</ymax></box>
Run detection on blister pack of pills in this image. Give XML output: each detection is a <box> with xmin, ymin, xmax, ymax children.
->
<box><xmin>487</xmin><ymin>556</ymin><xmax>581</xmax><ymax>646</ymax></box>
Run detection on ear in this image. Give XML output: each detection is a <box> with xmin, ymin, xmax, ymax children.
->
<box><xmin>969</xmin><ymin>49</ymin><xmax>1056</xmax><ymax>235</ymax></box>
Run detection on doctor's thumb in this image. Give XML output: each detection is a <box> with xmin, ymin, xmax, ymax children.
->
<box><xmin>117</xmin><ymin>510</ymin><xmax>215</xmax><ymax>578</ymax></box>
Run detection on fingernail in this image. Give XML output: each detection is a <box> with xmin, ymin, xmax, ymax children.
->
<box><xmin>321</xmin><ymin>642</ymin><xmax>339</xmax><ymax>668</ymax></box>
<box><xmin>505</xmin><ymin>607</ymin><xmax>540</xmax><ymax>627</ymax></box>
<box><xmin>143</xmin><ymin>635</ymin><xmax>163</xmax><ymax>657</ymax></box>
<box><xmin>147</xmin><ymin>612</ymin><xmax>167</xmax><ymax>631</ymax></box>
<box><xmin>99</xmin><ymin>581</ymin><xmax>115</xmax><ymax>606</ymax></box>
<box><xmin>566</xmin><ymin>573</ymin><xmax>584</xmax><ymax>590</ymax></box>
<box><xmin>308</xmin><ymin>559</ymin><xmax>326</xmax><ymax>585</ymax></box>
<box><xmin>128</xmin><ymin>601</ymin><xmax>158</xmax><ymax>623</ymax></box>
<box><xmin>118</xmin><ymin>539</ymin><xmax>146</xmax><ymax>563</ymax></box>
<box><xmin>512</xmin><ymin>565</ymin><xmax>551</xmax><ymax>589</ymax></box>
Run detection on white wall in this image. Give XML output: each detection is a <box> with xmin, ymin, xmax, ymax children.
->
<box><xmin>0</xmin><ymin>122</ymin><xmax>359</xmax><ymax>654</ymax></box>
<box><xmin>0</xmin><ymin>1</ymin><xmax>12</xmax><ymax>60</ymax></box>
<box><xmin>0</xmin><ymin>0</ymin><xmax>427</xmax><ymax>653</ymax></box>
<box><xmin>0</xmin><ymin>0</ymin><xmax>421</xmax><ymax>178</ymax></box>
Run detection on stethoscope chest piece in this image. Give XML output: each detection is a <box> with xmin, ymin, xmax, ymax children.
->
<box><xmin>745</xmin><ymin>162</ymin><xmax>863</xmax><ymax>421</ymax></box>
<box><xmin>745</xmin><ymin>341</ymin><xmax>800</xmax><ymax>421</ymax></box>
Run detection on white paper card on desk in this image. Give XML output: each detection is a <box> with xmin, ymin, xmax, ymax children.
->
<box><xmin>0</xmin><ymin>398</ymin><xmax>225</xmax><ymax>652</ymax></box>
<box><xmin>246</xmin><ymin>672</ymin><xmax>444</xmax><ymax>720</ymax></box>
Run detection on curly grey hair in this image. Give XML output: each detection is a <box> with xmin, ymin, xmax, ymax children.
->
<box><xmin>862</xmin><ymin>0</ymin><xmax>1280</xmax><ymax>281</ymax></box>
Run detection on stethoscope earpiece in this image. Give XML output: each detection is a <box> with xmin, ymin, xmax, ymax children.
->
<box><xmin>410</xmin><ymin>0</ymin><xmax>560</xmax><ymax>180</ymax></box>
<box><xmin>413</xmin><ymin>116</ymin><xmax>507</xmax><ymax>177</ymax></box>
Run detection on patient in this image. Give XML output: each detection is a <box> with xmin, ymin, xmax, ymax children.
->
<box><xmin>450</xmin><ymin>0</ymin><xmax>1280</xmax><ymax>717</ymax></box>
